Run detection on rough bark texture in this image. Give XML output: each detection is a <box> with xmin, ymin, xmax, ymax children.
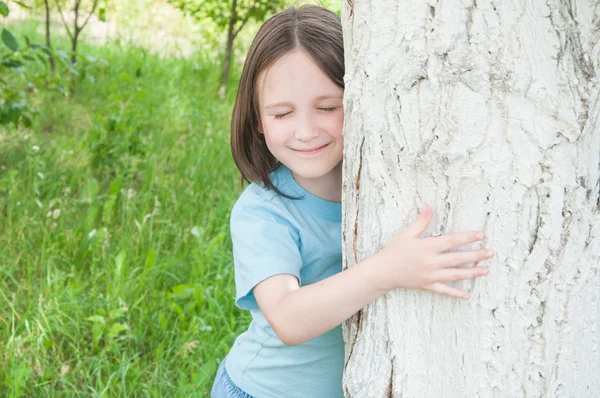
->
<box><xmin>341</xmin><ymin>1</ymin><xmax>600</xmax><ymax>397</ymax></box>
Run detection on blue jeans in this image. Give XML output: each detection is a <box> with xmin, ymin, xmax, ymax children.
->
<box><xmin>211</xmin><ymin>359</ymin><xmax>255</xmax><ymax>398</ymax></box>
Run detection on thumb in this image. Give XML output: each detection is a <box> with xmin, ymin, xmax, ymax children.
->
<box><xmin>398</xmin><ymin>203</ymin><xmax>432</xmax><ymax>238</ymax></box>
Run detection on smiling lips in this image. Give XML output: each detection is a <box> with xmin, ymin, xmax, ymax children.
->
<box><xmin>293</xmin><ymin>143</ymin><xmax>329</xmax><ymax>154</ymax></box>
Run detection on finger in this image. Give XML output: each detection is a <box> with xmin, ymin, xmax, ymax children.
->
<box><xmin>434</xmin><ymin>249</ymin><xmax>494</xmax><ymax>268</ymax></box>
<box><xmin>426</xmin><ymin>231</ymin><xmax>486</xmax><ymax>252</ymax></box>
<box><xmin>398</xmin><ymin>203</ymin><xmax>432</xmax><ymax>239</ymax></box>
<box><xmin>427</xmin><ymin>282</ymin><xmax>470</xmax><ymax>299</ymax></box>
<box><xmin>435</xmin><ymin>266</ymin><xmax>489</xmax><ymax>282</ymax></box>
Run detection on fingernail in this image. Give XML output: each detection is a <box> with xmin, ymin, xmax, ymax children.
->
<box><xmin>476</xmin><ymin>232</ymin><xmax>484</xmax><ymax>239</ymax></box>
<box><xmin>486</xmin><ymin>249</ymin><xmax>494</xmax><ymax>256</ymax></box>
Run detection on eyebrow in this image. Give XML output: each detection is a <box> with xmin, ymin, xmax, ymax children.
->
<box><xmin>264</xmin><ymin>95</ymin><xmax>343</xmax><ymax>109</ymax></box>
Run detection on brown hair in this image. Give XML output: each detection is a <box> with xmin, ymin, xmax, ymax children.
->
<box><xmin>230</xmin><ymin>5</ymin><xmax>344</xmax><ymax>196</ymax></box>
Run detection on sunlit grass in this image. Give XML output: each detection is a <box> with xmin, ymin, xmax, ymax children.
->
<box><xmin>1</xmin><ymin>21</ymin><xmax>248</xmax><ymax>396</ymax></box>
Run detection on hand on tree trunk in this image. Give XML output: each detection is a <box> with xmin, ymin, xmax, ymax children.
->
<box><xmin>372</xmin><ymin>203</ymin><xmax>493</xmax><ymax>299</ymax></box>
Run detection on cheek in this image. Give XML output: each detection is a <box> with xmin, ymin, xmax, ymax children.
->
<box><xmin>263</xmin><ymin>119</ymin><xmax>292</xmax><ymax>140</ymax></box>
<box><xmin>330</xmin><ymin>112</ymin><xmax>344</xmax><ymax>138</ymax></box>
<box><xmin>262</xmin><ymin>131</ymin><xmax>276</xmax><ymax>148</ymax></box>
<box><xmin>262</xmin><ymin>124</ymin><xmax>286</xmax><ymax>150</ymax></box>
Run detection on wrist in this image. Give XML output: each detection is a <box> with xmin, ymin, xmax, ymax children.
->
<box><xmin>356</xmin><ymin>253</ymin><xmax>392</xmax><ymax>296</ymax></box>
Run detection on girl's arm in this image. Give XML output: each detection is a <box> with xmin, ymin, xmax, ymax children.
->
<box><xmin>253</xmin><ymin>204</ymin><xmax>494</xmax><ymax>346</ymax></box>
<box><xmin>254</xmin><ymin>255</ymin><xmax>389</xmax><ymax>346</ymax></box>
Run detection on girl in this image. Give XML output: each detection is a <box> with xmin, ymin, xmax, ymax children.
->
<box><xmin>211</xmin><ymin>5</ymin><xmax>493</xmax><ymax>398</ymax></box>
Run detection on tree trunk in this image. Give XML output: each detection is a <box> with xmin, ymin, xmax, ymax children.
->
<box><xmin>341</xmin><ymin>1</ymin><xmax>600</xmax><ymax>397</ymax></box>
<box><xmin>71</xmin><ymin>32</ymin><xmax>78</xmax><ymax>65</ymax></box>
<box><xmin>71</xmin><ymin>1</ymin><xmax>79</xmax><ymax>66</ymax></box>
<box><xmin>44</xmin><ymin>0</ymin><xmax>55</xmax><ymax>74</ymax></box>
<box><xmin>220</xmin><ymin>0</ymin><xmax>238</xmax><ymax>97</ymax></box>
<box><xmin>69</xmin><ymin>31</ymin><xmax>78</xmax><ymax>96</ymax></box>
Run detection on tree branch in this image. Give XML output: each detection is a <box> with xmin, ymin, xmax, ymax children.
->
<box><xmin>79</xmin><ymin>0</ymin><xmax>99</xmax><ymax>33</ymax></box>
<box><xmin>55</xmin><ymin>0</ymin><xmax>74</xmax><ymax>39</ymax></box>
<box><xmin>233</xmin><ymin>0</ymin><xmax>258</xmax><ymax>39</ymax></box>
<box><xmin>73</xmin><ymin>0</ymin><xmax>80</xmax><ymax>36</ymax></box>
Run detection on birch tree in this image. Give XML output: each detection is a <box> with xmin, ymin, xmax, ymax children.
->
<box><xmin>341</xmin><ymin>1</ymin><xmax>600</xmax><ymax>397</ymax></box>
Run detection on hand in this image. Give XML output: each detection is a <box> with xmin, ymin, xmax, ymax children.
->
<box><xmin>374</xmin><ymin>203</ymin><xmax>493</xmax><ymax>299</ymax></box>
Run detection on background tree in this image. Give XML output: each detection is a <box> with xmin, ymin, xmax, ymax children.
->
<box><xmin>341</xmin><ymin>0</ymin><xmax>600</xmax><ymax>396</ymax></box>
<box><xmin>169</xmin><ymin>0</ymin><xmax>286</xmax><ymax>95</ymax></box>
<box><xmin>54</xmin><ymin>0</ymin><xmax>99</xmax><ymax>65</ymax></box>
<box><xmin>52</xmin><ymin>0</ymin><xmax>105</xmax><ymax>95</ymax></box>
<box><xmin>42</xmin><ymin>0</ymin><xmax>54</xmax><ymax>73</ymax></box>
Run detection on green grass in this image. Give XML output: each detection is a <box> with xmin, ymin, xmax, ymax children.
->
<box><xmin>0</xmin><ymin>20</ymin><xmax>249</xmax><ymax>396</ymax></box>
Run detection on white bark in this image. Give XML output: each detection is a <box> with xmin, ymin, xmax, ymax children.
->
<box><xmin>341</xmin><ymin>1</ymin><xmax>600</xmax><ymax>397</ymax></box>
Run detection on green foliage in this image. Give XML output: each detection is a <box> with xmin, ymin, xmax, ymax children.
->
<box><xmin>170</xmin><ymin>0</ymin><xmax>286</xmax><ymax>33</ymax></box>
<box><xmin>11</xmin><ymin>0</ymin><xmax>29</xmax><ymax>8</ymax></box>
<box><xmin>0</xmin><ymin>3</ymin><xmax>40</xmax><ymax>126</ymax></box>
<box><xmin>1</xmin><ymin>28</ymin><xmax>18</xmax><ymax>51</ymax></box>
<box><xmin>0</xmin><ymin>21</ymin><xmax>247</xmax><ymax>395</ymax></box>
<box><xmin>0</xmin><ymin>5</ymin><xmax>113</xmax><ymax>127</ymax></box>
<box><xmin>0</xmin><ymin>2</ymin><xmax>49</xmax><ymax>127</ymax></box>
<box><xmin>0</xmin><ymin>36</ymin><xmax>79</xmax><ymax>127</ymax></box>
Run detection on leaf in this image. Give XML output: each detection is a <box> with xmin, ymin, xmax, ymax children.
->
<box><xmin>108</xmin><ymin>178</ymin><xmax>121</xmax><ymax>195</ymax></box>
<box><xmin>35</xmin><ymin>51</ymin><xmax>48</xmax><ymax>64</ymax></box>
<box><xmin>55</xmin><ymin>50</ymin><xmax>78</xmax><ymax>75</ymax></box>
<box><xmin>108</xmin><ymin>322</ymin><xmax>128</xmax><ymax>337</ymax></box>
<box><xmin>169</xmin><ymin>284</ymin><xmax>198</xmax><ymax>300</ymax></box>
<box><xmin>12</xmin><ymin>1</ymin><xmax>29</xmax><ymax>9</ymax></box>
<box><xmin>42</xmin><ymin>337</ymin><xmax>53</xmax><ymax>349</ymax></box>
<box><xmin>0</xmin><ymin>2</ymin><xmax>8</xmax><ymax>17</ymax></box>
<box><xmin>86</xmin><ymin>315</ymin><xmax>106</xmax><ymax>324</ymax></box>
<box><xmin>1</xmin><ymin>28</ymin><xmax>18</xmax><ymax>52</ymax></box>
<box><xmin>98</xmin><ymin>5</ymin><xmax>106</xmax><ymax>22</ymax></box>
<box><xmin>109</xmin><ymin>307</ymin><xmax>127</xmax><ymax>320</ymax></box>
<box><xmin>1</xmin><ymin>58</ymin><xmax>23</xmax><ymax>68</ymax></box>
<box><xmin>145</xmin><ymin>249</ymin><xmax>155</xmax><ymax>270</ymax></box>
<box><xmin>22</xmin><ymin>115</ymin><xmax>32</xmax><ymax>128</ymax></box>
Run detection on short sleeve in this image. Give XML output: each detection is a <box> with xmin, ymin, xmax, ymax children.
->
<box><xmin>230</xmin><ymin>196</ymin><xmax>303</xmax><ymax>310</ymax></box>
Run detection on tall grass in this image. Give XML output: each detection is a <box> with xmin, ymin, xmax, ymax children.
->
<box><xmin>1</xmin><ymin>21</ymin><xmax>249</xmax><ymax>396</ymax></box>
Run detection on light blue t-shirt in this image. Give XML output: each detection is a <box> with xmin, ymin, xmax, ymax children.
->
<box><xmin>225</xmin><ymin>165</ymin><xmax>344</xmax><ymax>398</ymax></box>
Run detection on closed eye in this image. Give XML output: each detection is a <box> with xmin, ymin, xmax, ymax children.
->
<box><xmin>274</xmin><ymin>112</ymin><xmax>292</xmax><ymax>119</ymax></box>
<box><xmin>319</xmin><ymin>107</ymin><xmax>338</xmax><ymax>112</ymax></box>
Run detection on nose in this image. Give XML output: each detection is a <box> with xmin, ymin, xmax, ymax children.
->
<box><xmin>295</xmin><ymin>113</ymin><xmax>319</xmax><ymax>142</ymax></box>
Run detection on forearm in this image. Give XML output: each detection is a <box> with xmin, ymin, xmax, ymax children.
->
<box><xmin>272</xmin><ymin>255</ymin><xmax>388</xmax><ymax>346</ymax></box>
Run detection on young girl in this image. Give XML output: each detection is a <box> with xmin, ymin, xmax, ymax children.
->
<box><xmin>211</xmin><ymin>5</ymin><xmax>493</xmax><ymax>398</ymax></box>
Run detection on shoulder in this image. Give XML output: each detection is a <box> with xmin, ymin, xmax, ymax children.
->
<box><xmin>231</xmin><ymin>181</ymin><xmax>295</xmax><ymax>231</ymax></box>
<box><xmin>229</xmin><ymin>182</ymin><xmax>304</xmax><ymax>311</ymax></box>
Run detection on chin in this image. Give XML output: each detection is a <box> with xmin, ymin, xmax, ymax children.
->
<box><xmin>289</xmin><ymin>163</ymin><xmax>338</xmax><ymax>180</ymax></box>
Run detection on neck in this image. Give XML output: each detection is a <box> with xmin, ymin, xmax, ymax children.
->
<box><xmin>292</xmin><ymin>163</ymin><xmax>342</xmax><ymax>203</ymax></box>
